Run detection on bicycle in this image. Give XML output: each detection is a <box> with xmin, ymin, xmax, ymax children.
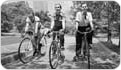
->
<box><xmin>18</xmin><ymin>29</ymin><xmax>47</xmax><ymax>64</ymax></box>
<box><xmin>77</xmin><ymin>29</ymin><xmax>93</xmax><ymax>69</ymax></box>
<box><xmin>49</xmin><ymin>31</ymin><xmax>64</xmax><ymax>69</ymax></box>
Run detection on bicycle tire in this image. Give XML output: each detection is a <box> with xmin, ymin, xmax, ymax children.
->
<box><xmin>85</xmin><ymin>41</ymin><xmax>90</xmax><ymax>69</ymax></box>
<box><xmin>18</xmin><ymin>37</ymin><xmax>35</xmax><ymax>64</ymax></box>
<box><xmin>49</xmin><ymin>41</ymin><xmax>59</xmax><ymax>69</ymax></box>
<box><xmin>39</xmin><ymin>36</ymin><xmax>47</xmax><ymax>55</ymax></box>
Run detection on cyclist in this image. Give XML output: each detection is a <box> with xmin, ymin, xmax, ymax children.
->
<box><xmin>49</xmin><ymin>3</ymin><xmax>66</xmax><ymax>62</ymax></box>
<box><xmin>73</xmin><ymin>3</ymin><xmax>94</xmax><ymax>61</ymax></box>
<box><xmin>24</xmin><ymin>12</ymin><xmax>43</xmax><ymax>56</ymax></box>
<box><xmin>50</xmin><ymin>3</ymin><xmax>66</xmax><ymax>50</ymax></box>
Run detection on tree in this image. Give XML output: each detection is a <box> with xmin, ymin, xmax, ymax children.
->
<box><xmin>1</xmin><ymin>21</ymin><xmax>13</xmax><ymax>32</ymax></box>
<box><xmin>103</xmin><ymin>1</ymin><xmax>120</xmax><ymax>43</ymax></box>
<box><xmin>1</xmin><ymin>1</ymin><xmax>33</xmax><ymax>32</ymax></box>
<box><xmin>35</xmin><ymin>11</ymin><xmax>51</xmax><ymax>27</ymax></box>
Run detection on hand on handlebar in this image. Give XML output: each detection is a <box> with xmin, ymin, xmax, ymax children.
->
<box><xmin>46</xmin><ymin>29</ymin><xmax>52</xmax><ymax>35</ymax></box>
<box><xmin>91</xmin><ymin>27</ymin><xmax>94</xmax><ymax>31</ymax></box>
<box><xmin>41</xmin><ymin>25</ymin><xmax>45</xmax><ymax>29</ymax></box>
<box><xmin>59</xmin><ymin>29</ymin><xmax>65</xmax><ymax>32</ymax></box>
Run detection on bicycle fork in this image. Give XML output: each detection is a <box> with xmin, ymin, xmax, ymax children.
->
<box><xmin>85</xmin><ymin>34</ymin><xmax>90</xmax><ymax>69</ymax></box>
<box><xmin>80</xmin><ymin>34</ymin><xmax>86</xmax><ymax>56</ymax></box>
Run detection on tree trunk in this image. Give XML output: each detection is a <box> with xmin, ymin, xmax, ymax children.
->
<box><xmin>107</xmin><ymin>30</ymin><xmax>112</xmax><ymax>43</ymax></box>
<box><xmin>107</xmin><ymin>21</ymin><xmax>112</xmax><ymax>44</ymax></box>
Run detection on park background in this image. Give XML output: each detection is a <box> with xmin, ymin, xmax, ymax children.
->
<box><xmin>1</xmin><ymin>0</ymin><xmax>120</xmax><ymax>44</ymax></box>
<box><xmin>1</xmin><ymin>0</ymin><xmax>120</xmax><ymax>69</ymax></box>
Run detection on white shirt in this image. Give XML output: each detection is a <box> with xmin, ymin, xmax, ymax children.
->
<box><xmin>25</xmin><ymin>16</ymin><xmax>41</xmax><ymax>33</ymax></box>
<box><xmin>75</xmin><ymin>11</ymin><xmax>93</xmax><ymax>26</ymax></box>
<box><xmin>26</xmin><ymin>16</ymin><xmax>40</xmax><ymax>23</ymax></box>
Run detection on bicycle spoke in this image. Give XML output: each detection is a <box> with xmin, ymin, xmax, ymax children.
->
<box><xmin>18</xmin><ymin>37</ymin><xmax>34</xmax><ymax>63</ymax></box>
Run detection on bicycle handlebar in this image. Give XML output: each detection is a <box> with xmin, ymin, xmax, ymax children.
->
<box><xmin>77</xmin><ymin>30</ymin><xmax>93</xmax><ymax>34</ymax></box>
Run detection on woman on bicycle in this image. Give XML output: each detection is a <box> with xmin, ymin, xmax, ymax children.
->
<box><xmin>73</xmin><ymin>3</ymin><xmax>94</xmax><ymax>61</ymax></box>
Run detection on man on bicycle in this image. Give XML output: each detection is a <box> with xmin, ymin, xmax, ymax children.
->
<box><xmin>49</xmin><ymin>3</ymin><xmax>66</xmax><ymax>61</ymax></box>
<box><xmin>50</xmin><ymin>3</ymin><xmax>66</xmax><ymax>50</ymax></box>
<box><xmin>73</xmin><ymin>3</ymin><xmax>94</xmax><ymax>61</ymax></box>
<box><xmin>25</xmin><ymin>12</ymin><xmax>43</xmax><ymax>56</ymax></box>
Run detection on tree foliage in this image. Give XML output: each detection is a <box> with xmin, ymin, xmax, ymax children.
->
<box><xmin>1</xmin><ymin>1</ymin><xmax>33</xmax><ymax>32</ymax></box>
<box><xmin>72</xmin><ymin>1</ymin><xmax>120</xmax><ymax>32</ymax></box>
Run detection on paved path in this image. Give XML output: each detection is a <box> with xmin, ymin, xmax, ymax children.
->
<box><xmin>1</xmin><ymin>35</ymin><xmax>120</xmax><ymax>69</ymax></box>
<box><xmin>1</xmin><ymin>36</ymin><xmax>22</xmax><ymax>46</ymax></box>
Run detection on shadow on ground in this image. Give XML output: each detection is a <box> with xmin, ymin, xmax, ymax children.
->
<box><xmin>101</xmin><ymin>42</ymin><xmax>120</xmax><ymax>54</ymax></box>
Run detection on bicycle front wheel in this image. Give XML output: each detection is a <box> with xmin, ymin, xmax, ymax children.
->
<box><xmin>18</xmin><ymin>37</ymin><xmax>35</xmax><ymax>64</ymax></box>
<box><xmin>49</xmin><ymin>41</ymin><xmax>59</xmax><ymax>69</ymax></box>
<box><xmin>85</xmin><ymin>42</ymin><xmax>90</xmax><ymax>69</ymax></box>
<box><xmin>40</xmin><ymin>37</ymin><xmax>47</xmax><ymax>55</ymax></box>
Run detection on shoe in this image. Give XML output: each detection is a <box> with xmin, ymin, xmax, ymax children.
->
<box><xmin>78</xmin><ymin>55</ymin><xmax>85</xmax><ymax>61</ymax></box>
<box><xmin>89</xmin><ymin>44</ymin><xmax>93</xmax><ymax>49</ymax></box>
<box><xmin>61</xmin><ymin>46</ymin><xmax>65</xmax><ymax>50</ymax></box>
<box><xmin>58</xmin><ymin>55</ymin><xmax>65</xmax><ymax>64</ymax></box>
<box><xmin>73</xmin><ymin>56</ymin><xmax>79</xmax><ymax>62</ymax></box>
<box><xmin>33</xmin><ymin>50</ymin><xmax>38</xmax><ymax>56</ymax></box>
<box><xmin>78</xmin><ymin>54</ymin><xmax>84</xmax><ymax>58</ymax></box>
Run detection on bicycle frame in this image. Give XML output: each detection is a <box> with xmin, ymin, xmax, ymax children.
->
<box><xmin>77</xmin><ymin>30</ymin><xmax>92</xmax><ymax>69</ymax></box>
<box><xmin>49</xmin><ymin>31</ymin><xmax>61</xmax><ymax>69</ymax></box>
<box><xmin>52</xmin><ymin>31</ymin><xmax>61</xmax><ymax>43</ymax></box>
<box><xmin>80</xmin><ymin>33</ymin><xmax>88</xmax><ymax>56</ymax></box>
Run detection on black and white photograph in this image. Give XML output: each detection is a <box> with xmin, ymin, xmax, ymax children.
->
<box><xmin>1</xmin><ymin>0</ymin><xmax>120</xmax><ymax>69</ymax></box>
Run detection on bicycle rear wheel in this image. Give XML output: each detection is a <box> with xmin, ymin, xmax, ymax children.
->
<box><xmin>49</xmin><ymin>41</ymin><xmax>59</xmax><ymax>69</ymax></box>
<box><xmin>18</xmin><ymin>37</ymin><xmax>35</xmax><ymax>64</ymax></box>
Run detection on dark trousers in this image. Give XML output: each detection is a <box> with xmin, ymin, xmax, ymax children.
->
<box><xmin>53</xmin><ymin>32</ymin><xmax>64</xmax><ymax>46</ymax></box>
<box><xmin>76</xmin><ymin>25</ymin><xmax>93</xmax><ymax>56</ymax></box>
<box><xmin>32</xmin><ymin>28</ymin><xmax>42</xmax><ymax>51</ymax></box>
<box><xmin>53</xmin><ymin>25</ymin><xmax>64</xmax><ymax>47</ymax></box>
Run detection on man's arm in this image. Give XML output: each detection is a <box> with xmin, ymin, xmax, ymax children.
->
<box><xmin>34</xmin><ymin>16</ymin><xmax>41</xmax><ymax>34</ymax></box>
<box><xmin>25</xmin><ymin>17</ymin><xmax>30</xmax><ymax>32</ymax></box>
<box><xmin>50</xmin><ymin>17</ymin><xmax>55</xmax><ymax>30</ymax></box>
<box><xmin>89</xmin><ymin>12</ymin><xmax>94</xmax><ymax>30</ymax></box>
<box><xmin>75</xmin><ymin>12</ymin><xmax>80</xmax><ymax>30</ymax></box>
<box><xmin>62</xmin><ymin>16</ymin><xmax>66</xmax><ymax>30</ymax></box>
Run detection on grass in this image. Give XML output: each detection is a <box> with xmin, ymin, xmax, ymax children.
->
<box><xmin>101</xmin><ymin>42</ymin><xmax>120</xmax><ymax>54</ymax></box>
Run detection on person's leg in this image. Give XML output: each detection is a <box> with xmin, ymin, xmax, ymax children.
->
<box><xmin>53</xmin><ymin>32</ymin><xmax>56</xmax><ymax>40</ymax></box>
<box><xmin>59</xmin><ymin>32</ymin><xmax>65</xmax><ymax>63</ymax></box>
<box><xmin>32</xmin><ymin>35</ymin><xmax>38</xmax><ymax>56</ymax></box>
<box><xmin>37</xmin><ymin>32</ymin><xmax>43</xmax><ymax>53</ymax></box>
<box><xmin>60</xmin><ymin>33</ymin><xmax>65</xmax><ymax>50</ymax></box>
<box><xmin>76</xmin><ymin>31</ymin><xmax>82</xmax><ymax>57</ymax></box>
<box><xmin>87</xmin><ymin>30</ymin><xmax>93</xmax><ymax>44</ymax></box>
<box><xmin>73</xmin><ymin>30</ymin><xmax>83</xmax><ymax>61</ymax></box>
<box><xmin>52</xmin><ymin>32</ymin><xmax>57</xmax><ymax>55</ymax></box>
<box><xmin>86</xmin><ymin>28</ymin><xmax>93</xmax><ymax>50</ymax></box>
